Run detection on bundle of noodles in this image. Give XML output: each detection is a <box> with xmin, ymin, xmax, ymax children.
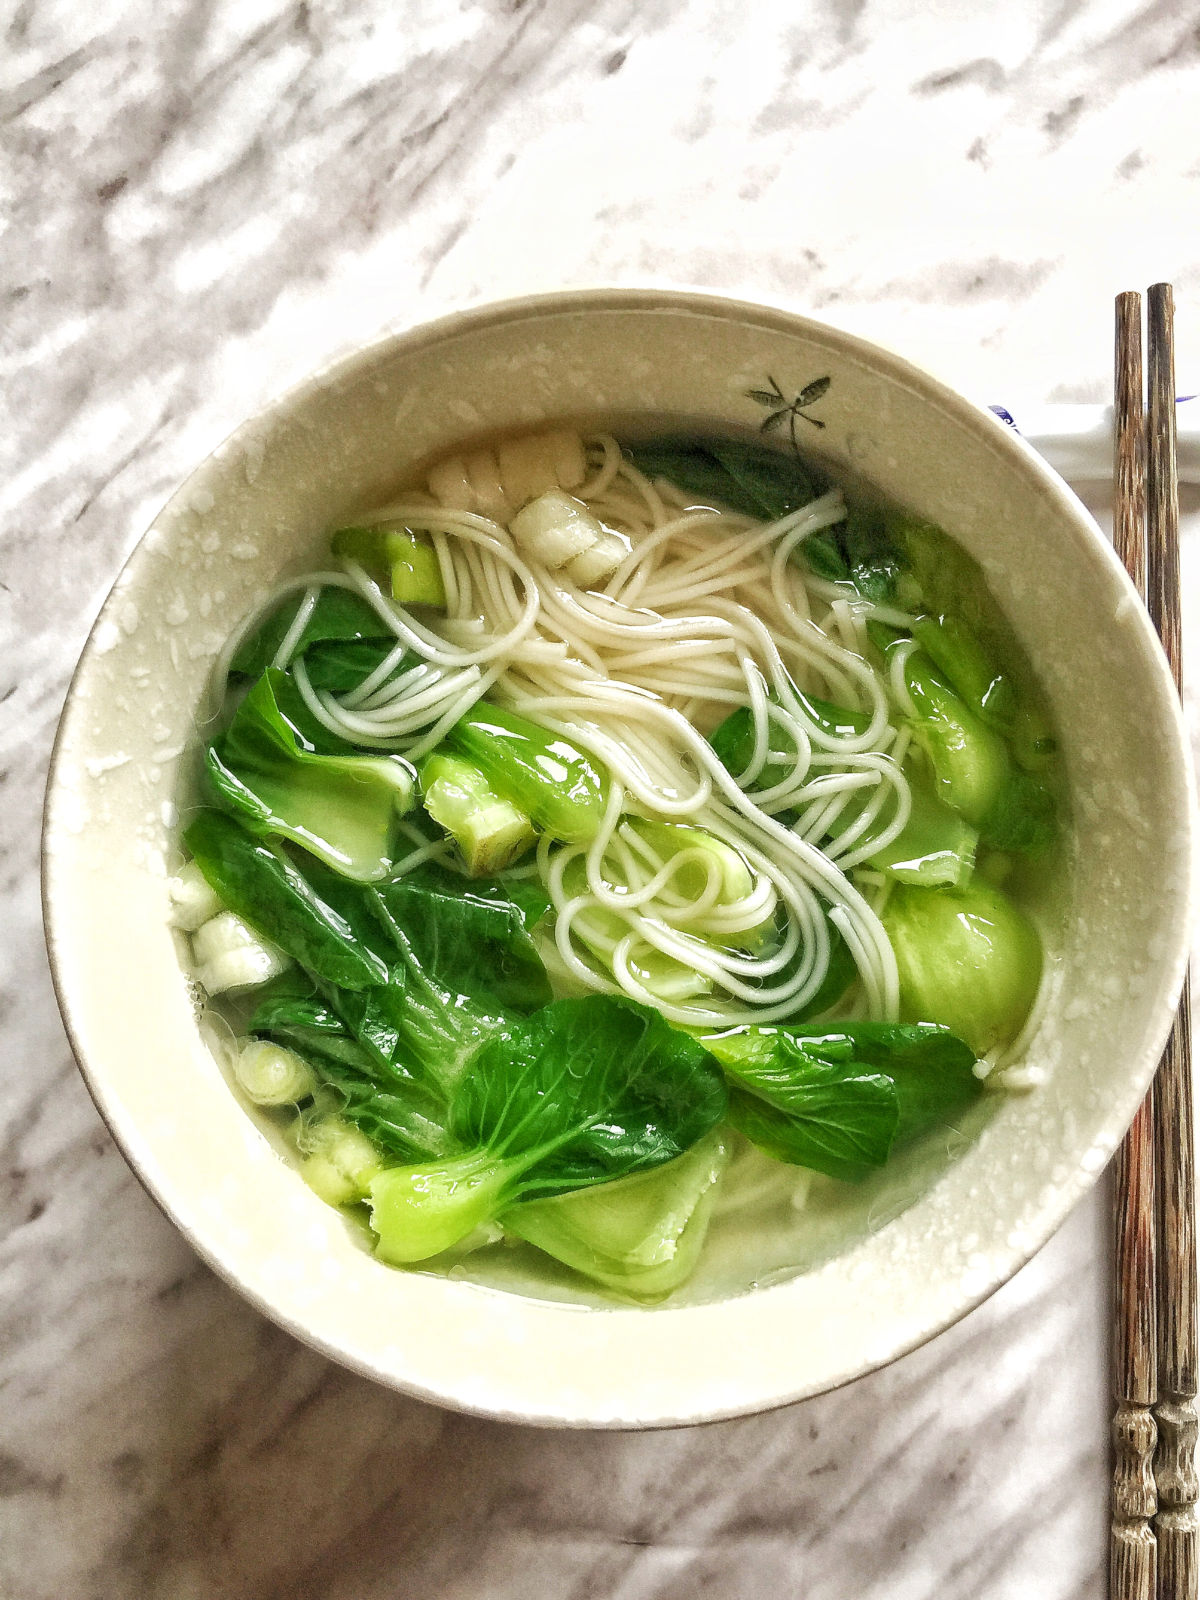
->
<box><xmin>220</xmin><ymin>432</ymin><xmax>926</xmax><ymax>1028</ymax></box>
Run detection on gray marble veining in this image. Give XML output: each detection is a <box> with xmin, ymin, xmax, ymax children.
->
<box><xmin>4</xmin><ymin>1</ymin><xmax>1200</xmax><ymax>1595</ymax></box>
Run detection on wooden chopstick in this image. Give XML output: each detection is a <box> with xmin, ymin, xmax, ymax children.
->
<box><xmin>1111</xmin><ymin>284</ymin><xmax>1199</xmax><ymax>1600</ymax></box>
<box><xmin>1146</xmin><ymin>282</ymin><xmax>1199</xmax><ymax>1599</ymax></box>
<box><xmin>1112</xmin><ymin>289</ymin><xmax>1159</xmax><ymax>1600</ymax></box>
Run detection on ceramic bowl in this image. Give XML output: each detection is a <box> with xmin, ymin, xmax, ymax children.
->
<box><xmin>43</xmin><ymin>288</ymin><xmax>1195</xmax><ymax>1427</ymax></box>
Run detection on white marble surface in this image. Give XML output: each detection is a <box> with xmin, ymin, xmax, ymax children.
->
<box><xmin>4</xmin><ymin>2</ymin><xmax>1200</xmax><ymax>1595</ymax></box>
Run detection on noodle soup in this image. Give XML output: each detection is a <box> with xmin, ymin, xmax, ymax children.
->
<box><xmin>171</xmin><ymin>426</ymin><xmax>1059</xmax><ymax>1303</ymax></box>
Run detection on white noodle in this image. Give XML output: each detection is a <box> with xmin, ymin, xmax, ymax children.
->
<box><xmin>272</xmin><ymin>587</ymin><xmax>320</xmax><ymax>671</ymax></box>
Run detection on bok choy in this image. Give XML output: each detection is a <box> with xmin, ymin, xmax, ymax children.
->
<box><xmin>704</xmin><ymin>1021</ymin><xmax>980</xmax><ymax>1181</ymax></box>
<box><xmin>504</xmin><ymin>1130</ymin><xmax>731</xmax><ymax>1300</ymax></box>
<box><xmin>206</xmin><ymin>670</ymin><xmax>416</xmax><ymax>880</ymax></box>
<box><xmin>368</xmin><ymin>995</ymin><xmax>728</xmax><ymax>1262</ymax></box>
<box><xmin>441</xmin><ymin>703</ymin><xmax>608</xmax><ymax>843</ymax></box>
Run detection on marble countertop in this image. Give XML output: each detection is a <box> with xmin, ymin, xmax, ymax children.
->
<box><xmin>4</xmin><ymin>2</ymin><xmax>1200</xmax><ymax>1595</ymax></box>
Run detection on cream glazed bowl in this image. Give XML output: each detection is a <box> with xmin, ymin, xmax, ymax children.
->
<box><xmin>44</xmin><ymin>288</ymin><xmax>1195</xmax><ymax>1427</ymax></box>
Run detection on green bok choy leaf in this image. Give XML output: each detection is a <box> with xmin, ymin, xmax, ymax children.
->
<box><xmin>442</xmin><ymin>702</ymin><xmax>608</xmax><ymax>843</ymax></box>
<box><xmin>704</xmin><ymin>1021</ymin><xmax>980</xmax><ymax>1181</ymax></box>
<box><xmin>368</xmin><ymin>996</ymin><xmax>728</xmax><ymax>1263</ymax></box>
<box><xmin>230</xmin><ymin>588</ymin><xmax>393</xmax><ymax>680</ymax></box>
<box><xmin>882</xmin><ymin>881</ymin><xmax>1043</xmax><ymax>1056</ymax></box>
<box><xmin>205</xmin><ymin>669</ymin><xmax>416</xmax><ymax>881</ymax></box>
<box><xmin>331</xmin><ymin>523</ymin><xmax>446</xmax><ymax>607</ymax></box>
<box><xmin>505</xmin><ymin>1130</ymin><xmax>731</xmax><ymax>1300</ymax></box>
<box><xmin>623</xmin><ymin>436</ymin><xmax>823</xmax><ymax>521</ymax></box>
<box><xmin>871</xmin><ymin>629</ymin><xmax>1056</xmax><ymax>858</ymax></box>
<box><xmin>184</xmin><ymin>810</ymin><xmax>389</xmax><ymax>991</ymax></box>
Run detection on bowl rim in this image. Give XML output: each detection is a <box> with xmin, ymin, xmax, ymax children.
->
<box><xmin>42</xmin><ymin>284</ymin><xmax>1198</xmax><ymax>1428</ymax></box>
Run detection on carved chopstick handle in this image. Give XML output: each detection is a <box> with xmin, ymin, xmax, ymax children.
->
<box><xmin>1113</xmin><ymin>1393</ymin><xmax>1159</xmax><ymax>1593</ymax></box>
<box><xmin>1113</xmin><ymin>1090</ymin><xmax>1160</xmax><ymax>1599</ymax></box>
<box><xmin>1158</xmin><ymin>1390</ymin><xmax>1200</xmax><ymax>1598</ymax></box>
<box><xmin>1155</xmin><ymin>992</ymin><xmax>1198</xmax><ymax>1598</ymax></box>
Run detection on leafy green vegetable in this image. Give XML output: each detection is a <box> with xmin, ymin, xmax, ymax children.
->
<box><xmin>898</xmin><ymin>522</ymin><xmax>1060</xmax><ymax>775</ymax></box>
<box><xmin>311</xmin><ymin>900</ymin><xmax>513</xmax><ymax>1099</ymax></box>
<box><xmin>196</xmin><ymin>829</ymin><xmax>469</xmax><ymax>1133</ymax></box>
<box><xmin>504</xmin><ymin>1130</ymin><xmax>730</xmax><ymax>1299</ymax></box>
<box><xmin>249</xmin><ymin>972</ymin><xmax>384</xmax><ymax>1074</ymax></box>
<box><xmin>332</xmin><ymin>523</ymin><xmax>446</xmax><ymax>607</ymax></box>
<box><xmin>624</xmin><ymin>436</ymin><xmax>821</xmax><ymax>520</ymax></box>
<box><xmin>444</xmin><ymin>702</ymin><xmax>608</xmax><ymax>844</ymax></box>
<box><xmin>206</xmin><ymin>670</ymin><xmax>416</xmax><ymax>881</ymax></box>
<box><xmin>241</xmin><ymin>850</ymin><xmax>550</xmax><ymax>1079</ymax></box>
<box><xmin>372</xmin><ymin>862</ymin><xmax>552</xmax><ymax>1020</ymax></box>
<box><xmin>319</xmin><ymin>1071</ymin><xmax>451</xmax><ymax>1162</ymax></box>
<box><xmin>371</xmin><ymin>1152</ymin><xmax>523</xmax><ymax>1260</ymax></box>
<box><xmin>249</xmin><ymin>973</ymin><xmax>456</xmax><ymax>1162</ymax></box>
<box><xmin>420</xmin><ymin>751</ymin><xmax>536</xmax><ymax>875</ymax></box>
<box><xmin>830</xmin><ymin>1022</ymin><xmax>982</xmax><ymax>1143</ymax></box>
<box><xmin>882</xmin><ymin>881</ymin><xmax>1043</xmax><ymax>1055</ymax></box>
<box><xmin>708</xmin><ymin>437</ymin><xmax>822</xmax><ymax>519</ymax></box>
<box><xmin>890</xmin><ymin>646</ymin><xmax>1011</xmax><ymax>829</ymax></box>
<box><xmin>708</xmin><ymin>694</ymin><xmax>870</xmax><ymax>779</ymax></box>
<box><xmin>231</xmin><ymin>588</ymin><xmax>392</xmax><ymax>680</ymax></box>
<box><xmin>801</xmin><ymin>532</ymin><xmax>852</xmax><ymax>584</ymax></box>
<box><xmin>496</xmin><ymin>875</ymin><xmax>555</xmax><ymax>935</ymax></box>
<box><xmin>457</xmin><ymin>998</ymin><xmax>726</xmax><ymax>1190</ymax></box>
<box><xmin>978</xmin><ymin>769</ymin><xmax>1056</xmax><ymax>855</ymax></box>
<box><xmin>625</xmin><ymin>441</ymin><xmax>745</xmax><ymax>510</ymax></box>
<box><xmin>706</xmin><ymin>1020</ymin><xmax>981</xmax><ymax>1178</ymax></box>
<box><xmin>825</xmin><ymin>772</ymin><xmax>978</xmax><ymax>888</ymax></box>
<box><xmin>724</xmin><ymin>1055</ymin><xmax>897</xmax><ymax>1182</ymax></box>
<box><xmin>874</xmin><ymin>635</ymin><xmax>1055</xmax><ymax>857</ymax></box>
<box><xmin>897</xmin><ymin>516</ymin><xmax>990</xmax><ymax>631</ymax></box>
<box><xmin>325</xmin><ymin>979</ymin><xmax>416</xmax><ymax>1079</ymax></box>
<box><xmin>704</xmin><ymin>1027</ymin><xmax>898</xmax><ymax>1181</ymax></box>
<box><xmin>367</xmin><ymin>996</ymin><xmax>728</xmax><ymax>1262</ymax></box>
<box><xmin>863</xmin><ymin>783</ymin><xmax>977</xmax><ymax>888</ymax></box>
<box><xmin>712</xmin><ymin>1022</ymin><xmax>979</xmax><ymax>1136</ymax></box>
<box><xmin>301</xmin><ymin>637</ymin><xmax>405</xmax><ymax>694</ymax></box>
<box><xmin>785</xmin><ymin>497</ymin><xmax>915</xmax><ymax>601</ymax></box>
<box><xmin>249</xmin><ymin>669</ymin><xmax>354</xmax><ymax>755</ymax></box>
<box><xmin>725</xmin><ymin>1081</ymin><xmax>892</xmax><ymax>1183</ymax></box>
<box><xmin>829</xmin><ymin>502</ymin><xmax>910</xmax><ymax>602</ymax></box>
<box><xmin>184</xmin><ymin>811</ymin><xmax>389</xmax><ymax>990</ymax></box>
<box><xmin>243</xmin><ymin>858</ymin><xmax>557</xmax><ymax>1154</ymax></box>
<box><xmin>913</xmin><ymin>614</ymin><xmax>1016</xmax><ymax>730</ymax></box>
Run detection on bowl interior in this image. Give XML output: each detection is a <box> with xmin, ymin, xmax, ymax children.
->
<box><xmin>44</xmin><ymin>290</ymin><xmax>1194</xmax><ymax>1425</ymax></box>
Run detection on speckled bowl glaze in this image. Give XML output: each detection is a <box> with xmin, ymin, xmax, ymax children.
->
<box><xmin>44</xmin><ymin>289</ymin><xmax>1195</xmax><ymax>1427</ymax></box>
